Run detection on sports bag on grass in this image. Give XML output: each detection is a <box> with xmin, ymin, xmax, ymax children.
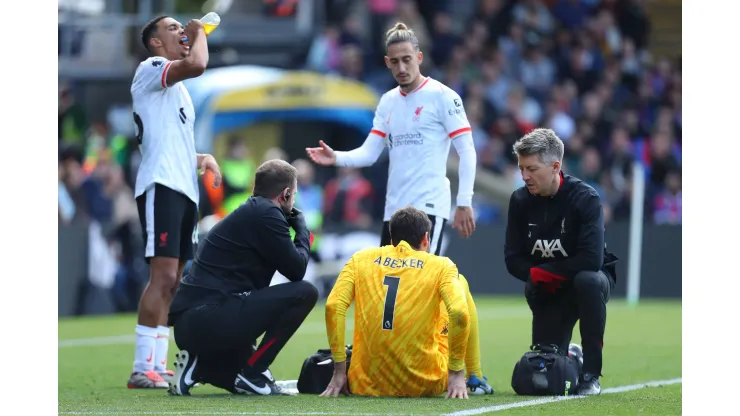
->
<box><xmin>297</xmin><ymin>345</ymin><xmax>352</xmax><ymax>394</ymax></box>
<box><xmin>511</xmin><ymin>344</ymin><xmax>581</xmax><ymax>396</ymax></box>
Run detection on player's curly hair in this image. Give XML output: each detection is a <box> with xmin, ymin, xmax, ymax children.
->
<box><xmin>141</xmin><ymin>15</ymin><xmax>169</xmax><ymax>52</ymax></box>
<box><xmin>385</xmin><ymin>22</ymin><xmax>420</xmax><ymax>51</ymax></box>
<box><xmin>389</xmin><ymin>206</ymin><xmax>432</xmax><ymax>250</ymax></box>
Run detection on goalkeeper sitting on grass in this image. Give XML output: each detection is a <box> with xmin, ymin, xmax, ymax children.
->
<box><xmin>322</xmin><ymin>206</ymin><xmax>494</xmax><ymax>398</ymax></box>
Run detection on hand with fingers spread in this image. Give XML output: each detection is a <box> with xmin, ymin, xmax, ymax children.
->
<box><xmin>305</xmin><ymin>140</ymin><xmax>337</xmax><ymax>166</ymax></box>
<box><xmin>320</xmin><ymin>362</ymin><xmax>350</xmax><ymax>397</ymax></box>
<box><xmin>446</xmin><ymin>369</ymin><xmax>469</xmax><ymax>399</ymax></box>
<box><xmin>452</xmin><ymin>206</ymin><xmax>476</xmax><ymax>238</ymax></box>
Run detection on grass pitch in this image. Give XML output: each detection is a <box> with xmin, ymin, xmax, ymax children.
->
<box><xmin>59</xmin><ymin>296</ymin><xmax>681</xmax><ymax>415</ymax></box>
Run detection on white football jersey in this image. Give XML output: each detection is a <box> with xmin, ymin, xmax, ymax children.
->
<box><xmin>131</xmin><ymin>56</ymin><xmax>199</xmax><ymax>205</ymax></box>
<box><xmin>372</xmin><ymin>77</ymin><xmax>472</xmax><ymax>221</ymax></box>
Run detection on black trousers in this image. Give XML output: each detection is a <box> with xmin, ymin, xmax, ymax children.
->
<box><xmin>172</xmin><ymin>281</ymin><xmax>319</xmax><ymax>392</ymax></box>
<box><xmin>525</xmin><ymin>270</ymin><xmax>614</xmax><ymax>377</ymax></box>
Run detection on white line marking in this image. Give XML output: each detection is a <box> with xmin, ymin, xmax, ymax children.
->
<box><xmin>444</xmin><ymin>377</ymin><xmax>683</xmax><ymax>416</ymax></box>
<box><xmin>59</xmin><ymin>335</ymin><xmax>136</xmax><ymax>348</ymax></box>
<box><xmin>57</xmin><ymin>378</ymin><xmax>682</xmax><ymax>415</ymax></box>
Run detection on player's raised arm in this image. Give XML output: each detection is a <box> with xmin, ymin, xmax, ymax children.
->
<box><xmin>165</xmin><ymin>19</ymin><xmax>209</xmax><ymax>86</ymax></box>
<box><xmin>134</xmin><ymin>17</ymin><xmax>210</xmax><ymax>92</ymax></box>
<box><xmin>440</xmin><ymin>90</ymin><xmax>477</xmax><ymax>238</ymax></box>
<box><xmin>504</xmin><ymin>192</ymin><xmax>536</xmax><ymax>282</ymax></box>
<box><xmin>306</xmin><ymin>96</ymin><xmax>388</xmax><ymax>168</ymax></box>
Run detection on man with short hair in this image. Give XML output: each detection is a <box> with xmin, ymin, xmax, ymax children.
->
<box><xmin>167</xmin><ymin>159</ymin><xmax>318</xmax><ymax>396</ymax></box>
<box><xmin>504</xmin><ymin>128</ymin><xmax>619</xmax><ymax>395</ymax></box>
<box><xmin>322</xmin><ymin>206</ymin><xmax>494</xmax><ymax>398</ymax></box>
<box><xmin>128</xmin><ymin>14</ymin><xmax>222</xmax><ymax>389</ymax></box>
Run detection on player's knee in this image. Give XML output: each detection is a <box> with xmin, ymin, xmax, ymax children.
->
<box><xmin>573</xmin><ymin>271</ymin><xmax>602</xmax><ymax>295</ymax></box>
<box><xmin>293</xmin><ymin>280</ymin><xmax>319</xmax><ymax>306</ymax></box>
<box><xmin>150</xmin><ymin>259</ymin><xmax>180</xmax><ymax>293</ymax></box>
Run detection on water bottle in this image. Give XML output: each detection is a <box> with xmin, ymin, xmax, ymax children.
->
<box><xmin>201</xmin><ymin>12</ymin><xmax>221</xmax><ymax>36</ymax></box>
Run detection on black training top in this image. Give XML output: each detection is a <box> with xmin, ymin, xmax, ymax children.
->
<box><xmin>504</xmin><ymin>172</ymin><xmax>619</xmax><ymax>283</ymax></box>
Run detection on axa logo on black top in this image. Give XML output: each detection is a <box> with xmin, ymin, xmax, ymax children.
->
<box><xmin>387</xmin><ymin>132</ymin><xmax>423</xmax><ymax>149</ymax></box>
<box><xmin>531</xmin><ymin>239</ymin><xmax>569</xmax><ymax>259</ymax></box>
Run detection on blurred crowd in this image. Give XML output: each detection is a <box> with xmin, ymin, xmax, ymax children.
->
<box><xmin>307</xmin><ymin>0</ymin><xmax>681</xmax><ymax>225</ymax></box>
<box><xmin>59</xmin><ymin>0</ymin><xmax>681</xmax><ymax>311</ymax></box>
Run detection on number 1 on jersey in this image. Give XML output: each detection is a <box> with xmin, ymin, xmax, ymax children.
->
<box><xmin>382</xmin><ymin>276</ymin><xmax>400</xmax><ymax>330</ymax></box>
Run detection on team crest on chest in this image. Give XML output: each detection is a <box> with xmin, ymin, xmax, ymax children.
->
<box><xmin>412</xmin><ymin>106</ymin><xmax>424</xmax><ymax>122</ymax></box>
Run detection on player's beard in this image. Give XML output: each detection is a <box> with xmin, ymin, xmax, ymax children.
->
<box><xmin>280</xmin><ymin>201</ymin><xmax>293</xmax><ymax>216</ymax></box>
<box><xmin>396</xmin><ymin>73</ymin><xmax>412</xmax><ymax>88</ymax></box>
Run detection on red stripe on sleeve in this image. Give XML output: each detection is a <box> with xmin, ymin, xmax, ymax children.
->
<box><xmin>370</xmin><ymin>129</ymin><xmax>386</xmax><ymax>138</ymax></box>
<box><xmin>448</xmin><ymin>127</ymin><xmax>472</xmax><ymax>139</ymax></box>
<box><xmin>161</xmin><ymin>62</ymin><xmax>173</xmax><ymax>89</ymax></box>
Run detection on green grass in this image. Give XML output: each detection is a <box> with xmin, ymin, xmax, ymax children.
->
<box><xmin>58</xmin><ymin>296</ymin><xmax>681</xmax><ymax>415</ymax></box>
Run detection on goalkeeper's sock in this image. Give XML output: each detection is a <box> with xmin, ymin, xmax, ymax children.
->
<box><xmin>460</xmin><ymin>275</ymin><xmax>483</xmax><ymax>379</ymax></box>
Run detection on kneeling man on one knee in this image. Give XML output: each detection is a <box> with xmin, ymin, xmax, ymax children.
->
<box><xmin>504</xmin><ymin>128</ymin><xmax>618</xmax><ymax>396</ymax></box>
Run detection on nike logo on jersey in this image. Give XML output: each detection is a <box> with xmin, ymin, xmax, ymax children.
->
<box><xmin>179</xmin><ymin>107</ymin><xmax>187</xmax><ymax>124</ymax></box>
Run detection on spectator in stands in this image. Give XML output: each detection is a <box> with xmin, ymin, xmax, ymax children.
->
<box><xmin>604</xmin><ymin>126</ymin><xmax>634</xmax><ymax>195</ymax></box>
<box><xmin>306</xmin><ymin>25</ymin><xmax>342</xmax><ymax>74</ymax></box>
<box><xmin>430</xmin><ymin>12</ymin><xmax>459</xmax><ymax>69</ymax></box>
<box><xmin>59</xmin><ymin>84</ymin><xmax>88</xmax><ymax>146</ymax></box>
<box><xmin>653</xmin><ymin>169</ymin><xmax>681</xmax><ymax>225</ymax></box>
<box><xmin>338</xmin><ymin>44</ymin><xmax>366</xmax><ymax>82</ymax></box>
<box><xmin>543</xmin><ymin>97</ymin><xmax>576</xmax><ymax>142</ymax></box>
<box><xmin>59</xmin><ymin>144</ymin><xmax>90</xmax><ymax>221</ymax></box>
<box><xmin>647</xmin><ymin>129</ymin><xmax>680</xmax><ymax>190</ymax></box>
<box><xmin>520</xmin><ymin>40</ymin><xmax>556</xmax><ymax>101</ymax></box>
<box><xmin>59</xmin><ymin>154</ymin><xmax>77</xmax><ymax>225</ymax></box>
<box><xmin>478</xmin><ymin>0</ymin><xmax>513</xmax><ymax>42</ymax></box>
<box><xmin>293</xmin><ymin>159</ymin><xmax>324</xmax><ymax>234</ymax></box>
<box><xmin>579</xmin><ymin>146</ymin><xmax>605</xmax><ymax>199</ymax></box>
<box><xmin>323</xmin><ymin>167</ymin><xmax>374</xmax><ymax>230</ymax></box>
<box><xmin>478</xmin><ymin>137</ymin><xmax>509</xmax><ymax>176</ymax></box>
<box><xmin>84</xmin><ymin>151</ymin><xmax>115</xmax><ymax>225</ymax></box>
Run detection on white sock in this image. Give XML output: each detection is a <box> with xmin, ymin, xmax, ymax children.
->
<box><xmin>133</xmin><ymin>324</ymin><xmax>158</xmax><ymax>373</ymax></box>
<box><xmin>154</xmin><ymin>325</ymin><xmax>171</xmax><ymax>373</ymax></box>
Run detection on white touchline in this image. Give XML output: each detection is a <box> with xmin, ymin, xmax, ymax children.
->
<box><xmin>444</xmin><ymin>377</ymin><xmax>683</xmax><ymax>416</ymax></box>
<box><xmin>57</xmin><ymin>378</ymin><xmax>681</xmax><ymax>416</ymax></box>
